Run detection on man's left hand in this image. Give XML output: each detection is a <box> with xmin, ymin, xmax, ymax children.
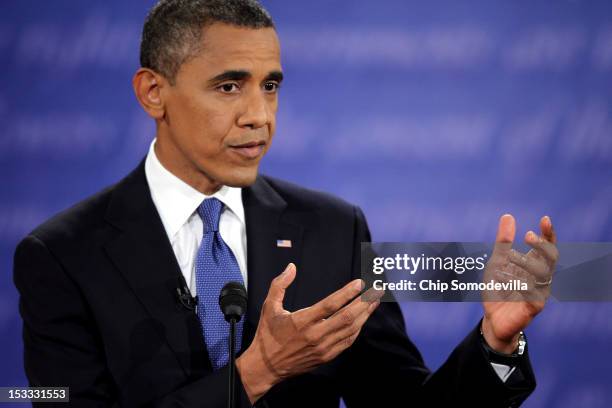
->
<box><xmin>481</xmin><ymin>214</ymin><xmax>558</xmax><ymax>354</ymax></box>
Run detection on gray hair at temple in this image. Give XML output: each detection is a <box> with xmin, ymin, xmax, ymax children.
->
<box><xmin>140</xmin><ymin>0</ymin><xmax>275</xmax><ymax>84</ymax></box>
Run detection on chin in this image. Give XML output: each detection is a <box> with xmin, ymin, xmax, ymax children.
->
<box><xmin>222</xmin><ymin>167</ymin><xmax>260</xmax><ymax>188</ymax></box>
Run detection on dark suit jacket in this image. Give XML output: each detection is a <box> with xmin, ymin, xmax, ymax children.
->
<box><xmin>14</xmin><ymin>161</ymin><xmax>536</xmax><ymax>407</ymax></box>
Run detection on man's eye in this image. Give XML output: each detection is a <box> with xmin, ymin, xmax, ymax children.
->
<box><xmin>263</xmin><ymin>82</ymin><xmax>279</xmax><ymax>92</ymax></box>
<box><xmin>219</xmin><ymin>83</ymin><xmax>239</xmax><ymax>93</ymax></box>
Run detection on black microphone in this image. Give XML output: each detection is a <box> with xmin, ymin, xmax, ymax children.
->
<box><xmin>176</xmin><ymin>284</ymin><xmax>198</xmax><ymax>311</ymax></box>
<box><xmin>219</xmin><ymin>281</ymin><xmax>247</xmax><ymax>322</ymax></box>
<box><xmin>219</xmin><ymin>281</ymin><xmax>247</xmax><ymax>408</ymax></box>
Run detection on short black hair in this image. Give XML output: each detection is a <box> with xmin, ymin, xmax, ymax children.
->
<box><xmin>140</xmin><ymin>0</ymin><xmax>275</xmax><ymax>84</ymax></box>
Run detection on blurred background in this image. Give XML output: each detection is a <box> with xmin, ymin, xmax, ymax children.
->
<box><xmin>2</xmin><ymin>0</ymin><xmax>611</xmax><ymax>406</ymax></box>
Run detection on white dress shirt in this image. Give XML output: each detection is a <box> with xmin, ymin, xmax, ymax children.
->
<box><xmin>144</xmin><ymin>139</ymin><xmax>514</xmax><ymax>383</ymax></box>
<box><xmin>144</xmin><ymin>139</ymin><xmax>248</xmax><ymax>295</ymax></box>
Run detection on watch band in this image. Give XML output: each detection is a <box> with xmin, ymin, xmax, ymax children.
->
<box><xmin>480</xmin><ymin>331</ymin><xmax>526</xmax><ymax>365</ymax></box>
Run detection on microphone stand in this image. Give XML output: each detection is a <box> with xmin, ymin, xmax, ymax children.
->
<box><xmin>228</xmin><ymin>317</ymin><xmax>237</xmax><ymax>408</ymax></box>
<box><xmin>219</xmin><ymin>281</ymin><xmax>247</xmax><ymax>408</ymax></box>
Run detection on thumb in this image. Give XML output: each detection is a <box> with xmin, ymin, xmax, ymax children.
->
<box><xmin>495</xmin><ymin>213</ymin><xmax>516</xmax><ymax>244</ymax></box>
<box><xmin>266</xmin><ymin>263</ymin><xmax>297</xmax><ymax>312</ymax></box>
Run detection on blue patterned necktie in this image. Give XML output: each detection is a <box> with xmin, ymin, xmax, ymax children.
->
<box><xmin>194</xmin><ymin>198</ymin><xmax>244</xmax><ymax>370</ymax></box>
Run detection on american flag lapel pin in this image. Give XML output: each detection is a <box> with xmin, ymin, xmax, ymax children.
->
<box><xmin>276</xmin><ymin>239</ymin><xmax>292</xmax><ymax>248</ymax></box>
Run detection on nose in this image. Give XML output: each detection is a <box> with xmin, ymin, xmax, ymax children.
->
<box><xmin>237</xmin><ymin>89</ymin><xmax>271</xmax><ymax>129</ymax></box>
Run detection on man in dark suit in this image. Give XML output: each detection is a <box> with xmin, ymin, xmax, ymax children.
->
<box><xmin>14</xmin><ymin>0</ymin><xmax>558</xmax><ymax>406</ymax></box>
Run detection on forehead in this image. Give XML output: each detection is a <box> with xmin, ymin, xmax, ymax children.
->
<box><xmin>189</xmin><ymin>23</ymin><xmax>281</xmax><ymax>75</ymax></box>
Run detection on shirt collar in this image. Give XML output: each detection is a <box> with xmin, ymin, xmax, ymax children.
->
<box><xmin>144</xmin><ymin>139</ymin><xmax>245</xmax><ymax>241</ymax></box>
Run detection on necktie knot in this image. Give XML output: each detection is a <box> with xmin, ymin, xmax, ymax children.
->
<box><xmin>197</xmin><ymin>198</ymin><xmax>223</xmax><ymax>233</ymax></box>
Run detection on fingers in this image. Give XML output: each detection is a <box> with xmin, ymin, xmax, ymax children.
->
<box><xmin>490</xmin><ymin>214</ymin><xmax>516</xmax><ymax>264</ymax></box>
<box><xmin>495</xmin><ymin>214</ymin><xmax>516</xmax><ymax>244</ymax></box>
<box><xmin>508</xmin><ymin>245</ymin><xmax>555</xmax><ymax>300</ymax></box>
<box><xmin>265</xmin><ymin>263</ymin><xmax>297</xmax><ymax>313</ymax></box>
<box><xmin>539</xmin><ymin>215</ymin><xmax>556</xmax><ymax>244</ymax></box>
<box><xmin>525</xmin><ymin>229</ymin><xmax>559</xmax><ymax>265</ymax></box>
<box><xmin>319</xmin><ymin>289</ymin><xmax>382</xmax><ymax>347</ymax></box>
<box><xmin>324</xmin><ymin>300</ymin><xmax>380</xmax><ymax>347</ymax></box>
<box><xmin>508</xmin><ymin>249</ymin><xmax>549</xmax><ymax>280</ymax></box>
<box><xmin>322</xmin><ymin>329</ymin><xmax>361</xmax><ymax>362</ymax></box>
<box><xmin>302</xmin><ymin>278</ymin><xmax>364</xmax><ymax>323</ymax></box>
<box><xmin>307</xmin><ymin>291</ymin><xmax>382</xmax><ymax>364</ymax></box>
<box><xmin>324</xmin><ymin>300</ymin><xmax>384</xmax><ymax>360</ymax></box>
<box><xmin>492</xmin><ymin>214</ymin><xmax>558</xmax><ymax>265</ymax></box>
<box><xmin>258</xmin><ymin>282</ymin><xmax>380</xmax><ymax>378</ymax></box>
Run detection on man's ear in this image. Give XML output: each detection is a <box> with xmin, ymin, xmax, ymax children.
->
<box><xmin>132</xmin><ymin>68</ymin><xmax>168</xmax><ymax>120</ymax></box>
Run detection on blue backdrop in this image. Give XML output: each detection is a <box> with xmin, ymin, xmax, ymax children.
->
<box><xmin>2</xmin><ymin>1</ymin><xmax>612</xmax><ymax>407</ymax></box>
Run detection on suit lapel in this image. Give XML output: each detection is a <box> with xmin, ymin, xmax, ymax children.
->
<box><xmin>242</xmin><ymin>177</ymin><xmax>304</xmax><ymax>348</ymax></box>
<box><xmin>101</xmin><ymin>164</ymin><xmax>305</xmax><ymax>379</ymax></box>
<box><xmin>103</xmin><ymin>161</ymin><xmax>209</xmax><ymax>377</ymax></box>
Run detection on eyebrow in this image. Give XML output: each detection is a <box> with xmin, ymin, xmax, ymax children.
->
<box><xmin>207</xmin><ymin>70</ymin><xmax>284</xmax><ymax>85</ymax></box>
<box><xmin>265</xmin><ymin>71</ymin><xmax>284</xmax><ymax>83</ymax></box>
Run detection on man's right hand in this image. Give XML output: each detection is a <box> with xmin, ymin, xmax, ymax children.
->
<box><xmin>236</xmin><ymin>263</ymin><xmax>383</xmax><ymax>404</ymax></box>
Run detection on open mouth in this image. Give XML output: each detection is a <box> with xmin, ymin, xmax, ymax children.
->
<box><xmin>228</xmin><ymin>140</ymin><xmax>266</xmax><ymax>160</ymax></box>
